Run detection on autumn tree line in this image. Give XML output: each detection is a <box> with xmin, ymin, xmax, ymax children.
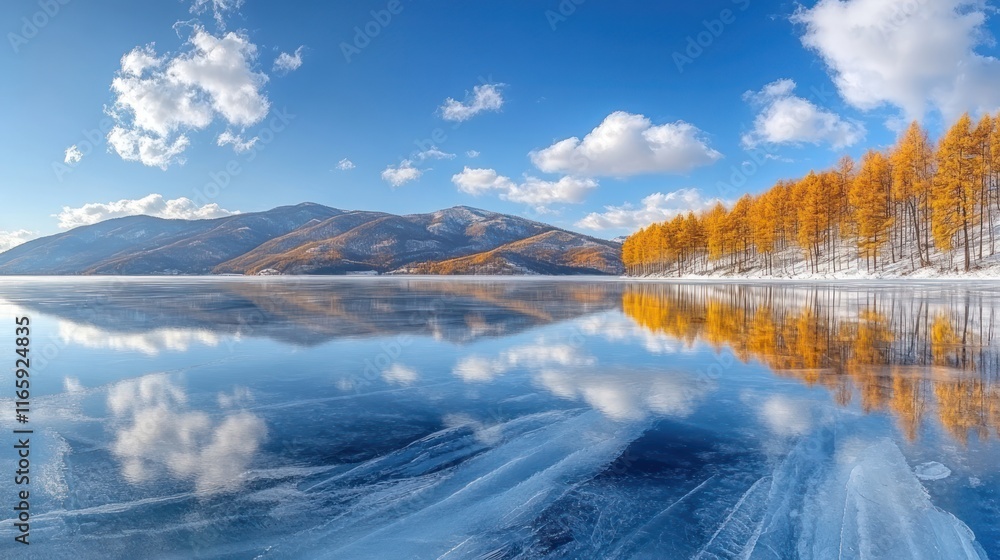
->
<box><xmin>622</xmin><ymin>283</ymin><xmax>1000</xmax><ymax>442</ymax></box>
<box><xmin>623</xmin><ymin>114</ymin><xmax>1000</xmax><ymax>276</ymax></box>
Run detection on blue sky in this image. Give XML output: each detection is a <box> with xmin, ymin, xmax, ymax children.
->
<box><xmin>2</xmin><ymin>0</ymin><xmax>999</xmax><ymax>248</ymax></box>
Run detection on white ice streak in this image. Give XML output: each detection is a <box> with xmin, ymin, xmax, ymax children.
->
<box><xmin>701</xmin><ymin>430</ymin><xmax>989</xmax><ymax>559</ymax></box>
<box><xmin>270</xmin><ymin>409</ymin><xmax>649</xmax><ymax>559</ymax></box>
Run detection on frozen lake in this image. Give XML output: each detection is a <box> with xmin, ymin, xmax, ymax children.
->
<box><xmin>0</xmin><ymin>277</ymin><xmax>997</xmax><ymax>559</ymax></box>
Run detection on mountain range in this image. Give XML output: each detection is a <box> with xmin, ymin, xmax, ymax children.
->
<box><xmin>0</xmin><ymin>203</ymin><xmax>623</xmax><ymax>276</ymax></box>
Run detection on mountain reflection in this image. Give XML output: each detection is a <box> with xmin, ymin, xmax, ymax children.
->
<box><xmin>0</xmin><ymin>278</ymin><xmax>622</xmax><ymax>346</ymax></box>
<box><xmin>623</xmin><ymin>283</ymin><xmax>1000</xmax><ymax>442</ymax></box>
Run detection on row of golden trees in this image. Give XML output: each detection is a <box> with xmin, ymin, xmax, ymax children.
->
<box><xmin>622</xmin><ymin>284</ymin><xmax>1000</xmax><ymax>442</ymax></box>
<box><xmin>623</xmin><ymin>114</ymin><xmax>1000</xmax><ymax>275</ymax></box>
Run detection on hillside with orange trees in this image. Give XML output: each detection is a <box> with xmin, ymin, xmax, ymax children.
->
<box><xmin>623</xmin><ymin>115</ymin><xmax>1000</xmax><ymax>277</ymax></box>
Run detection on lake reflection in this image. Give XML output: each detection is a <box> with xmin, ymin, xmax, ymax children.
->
<box><xmin>0</xmin><ymin>278</ymin><xmax>997</xmax><ymax>559</ymax></box>
<box><xmin>623</xmin><ymin>283</ymin><xmax>1000</xmax><ymax>443</ymax></box>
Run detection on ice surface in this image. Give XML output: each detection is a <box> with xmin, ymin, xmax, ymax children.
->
<box><xmin>258</xmin><ymin>409</ymin><xmax>650</xmax><ymax>559</ymax></box>
<box><xmin>915</xmin><ymin>462</ymin><xmax>952</xmax><ymax>481</ymax></box>
<box><xmin>740</xmin><ymin>431</ymin><xmax>987</xmax><ymax>560</ymax></box>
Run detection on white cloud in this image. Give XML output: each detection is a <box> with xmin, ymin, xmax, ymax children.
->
<box><xmin>576</xmin><ymin>189</ymin><xmax>724</xmax><ymax>232</ymax></box>
<box><xmin>383</xmin><ymin>364</ymin><xmax>419</xmax><ymax>386</ymax></box>
<box><xmin>107</xmin><ymin>27</ymin><xmax>269</xmax><ymax>168</ymax></box>
<box><xmin>64</xmin><ymin>144</ymin><xmax>83</xmax><ymax>164</ymax></box>
<box><xmin>416</xmin><ymin>146</ymin><xmax>456</xmax><ymax>161</ymax></box>
<box><xmin>452</xmin><ymin>343</ymin><xmax>595</xmax><ymax>383</ymax></box>
<box><xmin>452</xmin><ymin>167</ymin><xmax>597</xmax><ymax>211</ymax></box>
<box><xmin>56</xmin><ymin>193</ymin><xmax>239</xmax><ymax>229</ymax></box>
<box><xmin>107</xmin><ymin>373</ymin><xmax>265</xmax><ymax>495</ymax></box>
<box><xmin>529</xmin><ymin>111</ymin><xmax>722</xmax><ymax>177</ymax></box>
<box><xmin>576</xmin><ymin>313</ymin><xmax>686</xmax><ymax>354</ymax></box>
<box><xmin>440</xmin><ymin>84</ymin><xmax>505</xmax><ymax>122</ymax></box>
<box><xmin>64</xmin><ymin>377</ymin><xmax>84</xmax><ymax>394</ymax></box>
<box><xmin>793</xmin><ymin>0</ymin><xmax>1000</xmax><ymax>121</ymax></box>
<box><xmin>741</xmin><ymin>79</ymin><xmax>865</xmax><ymax>149</ymax></box>
<box><xmin>466</xmin><ymin>150</ymin><xmax>480</xmax><ymax>158</ymax></box>
<box><xmin>534</xmin><ymin>367</ymin><xmax>709</xmax><ymax>421</ymax></box>
<box><xmin>452</xmin><ymin>167</ymin><xmax>517</xmax><ymax>196</ymax></box>
<box><xmin>273</xmin><ymin>46</ymin><xmax>304</xmax><ymax>74</ymax></box>
<box><xmin>0</xmin><ymin>230</ymin><xmax>36</xmax><ymax>252</ymax></box>
<box><xmin>453</xmin><ymin>356</ymin><xmax>509</xmax><ymax>383</ymax></box>
<box><xmin>106</xmin><ymin>127</ymin><xmax>191</xmax><ymax>169</ymax></box>
<box><xmin>758</xmin><ymin>395</ymin><xmax>813</xmax><ymax>437</ymax></box>
<box><xmin>59</xmin><ymin>321</ymin><xmax>222</xmax><ymax>355</ymax></box>
<box><xmin>336</xmin><ymin>158</ymin><xmax>355</xmax><ymax>170</ymax></box>
<box><xmin>506</xmin><ymin>176</ymin><xmax>598</xmax><ymax>208</ymax></box>
<box><xmin>189</xmin><ymin>0</ymin><xmax>245</xmax><ymax>28</ymax></box>
<box><xmin>216</xmin><ymin>130</ymin><xmax>258</xmax><ymax>153</ymax></box>
<box><xmin>381</xmin><ymin>159</ymin><xmax>423</xmax><ymax>187</ymax></box>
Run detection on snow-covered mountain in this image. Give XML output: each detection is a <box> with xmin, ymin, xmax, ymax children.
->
<box><xmin>0</xmin><ymin>204</ymin><xmax>623</xmax><ymax>276</ymax></box>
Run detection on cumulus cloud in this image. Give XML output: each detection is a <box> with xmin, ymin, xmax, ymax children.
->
<box><xmin>107</xmin><ymin>26</ymin><xmax>270</xmax><ymax>168</ymax></box>
<box><xmin>535</xmin><ymin>367</ymin><xmax>709</xmax><ymax>421</ymax></box>
<box><xmin>452</xmin><ymin>167</ymin><xmax>597</xmax><ymax>211</ymax></box>
<box><xmin>216</xmin><ymin>130</ymin><xmax>258</xmax><ymax>153</ymax></box>
<box><xmin>758</xmin><ymin>395</ymin><xmax>813</xmax><ymax>437</ymax></box>
<box><xmin>576</xmin><ymin>313</ymin><xmax>686</xmax><ymax>354</ymax></box>
<box><xmin>741</xmin><ymin>79</ymin><xmax>865</xmax><ymax>149</ymax></box>
<box><xmin>0</xmin><ymin>230</ymin><xmax>36</xmax><ymax>252</ymax></box>
<box><xmin>107</xmin><ymin>127</ymin><xmax>192</xmax><ymax>169</ymax></box>
<box><xmin>336</xmin><ymin>158</ymin><xmax>355</xmax><ymax>170</ymax></box>
<box><xmin>273</xmin><ymin>46</ymin><xmax>304</xmax><ymax>74</ymax></box>
<box><xmin>59</xmin><ymin>320</ymin><xmax>222</xmax><ymax>355</ymax></box>
<box><xmin>440</xmin><ymin>84</ymin><xmax>505</xmax><ymax>122</ymax></box>
<box><xmin>189</xmin><ymin>0</ymin><xmax>245</xmax><ymax>28</ymax></box>
<box><xmin>64</xmin><ymin>144</ymin><xmax>83</xmax><ymax>164</ymax></box>
<box><xmin>107</xmin><ymin>373</ymin><xmax>265</xmax><ymax>495</ymax></box>
<box><xmin>793</xmin><ymin>0</ymin><xmax>1000</xmax><ymax>121</ymax></box>
<box><xmin>56</xmin><ymin>193</ymin><xmax>239</xmax><ymax>229</ymax></box>
<box><xmin>576</xmin><ymin>189</ymin><xmax>724</xmax><ymax>231</ymax></box>
<box><xmin>383</xmin><ymin>364</ymin><xmax>419</xmax><ymax>386</ymax></box>
<box><xmin>452</xmin><ymin>343</ymin><xmax>595</xmax><ymax>383</ymax></box>
<box><xmin>530</xmin><ymin>111</ymin><xmax>722</xmax><ymax>177</ymax></box>
<box><xmin>466</xmin><ymin>150</ymin><xmax>480</xmax><ymax>158</ymax></box>
<box><xmin>381</xmin><ymin>159</ymin><xmax>423</xmax><ymax>187</ymax></box>
<box><xmin>415</xmin><ymin>146</ymin><xmax>456</xmax><ymax>161</ymax></box>
<box><xmin>453</xmin><ymin>340</ymin><xmax>708</xmax><ymax>421</ymax></box>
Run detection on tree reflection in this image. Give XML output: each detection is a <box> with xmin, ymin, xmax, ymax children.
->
<box><xmin>623</xmin><ymin>284</ymin><xmax>1000</xmax><ymax>443</ymax></box>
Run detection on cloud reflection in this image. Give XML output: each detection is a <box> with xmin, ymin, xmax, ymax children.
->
<box><xmin>453</xmin><ymin>344</ymin><xmax>595</xmax><ymax>383</ymax></box>
<box><xmin>60</xmin><ymin>321</ymin><xmax>223</xmax><ymax>355</ymax></box>
<box><xmin>107</xmin><ymin>373</ymin><xmax>266</xmax><ymax>495</ymax></box>
<box><xmin>535</xmin><ymin>367</ymin><xmax>709</xmax><ymax>421</ymax></box>
<box><xmin>453</xmin><ymin>340</ymin><xmax>710</xmax><ymax>421</ymax></box>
